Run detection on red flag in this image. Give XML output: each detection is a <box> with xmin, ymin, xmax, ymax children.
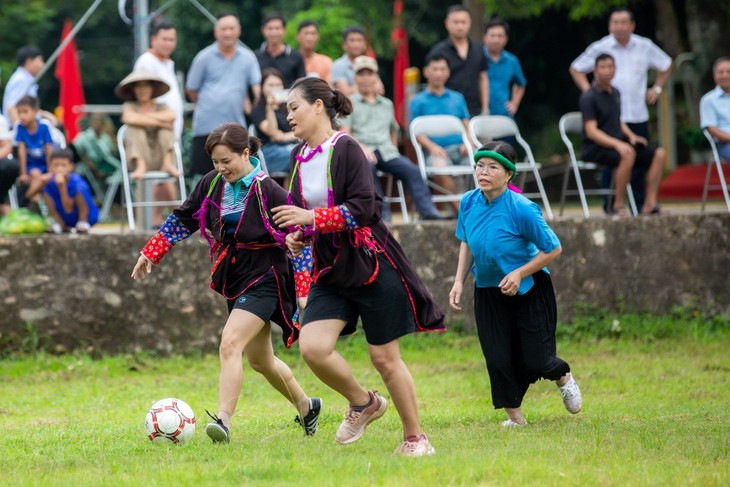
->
<box><xmin>391</xmin><ymin>0</ymin><xmax>409</xmax><ymax>127</ymax></box>
<box><xmin>55</xmin><ymin>19</ymin><xmax>86</xmax><ymax>141</ymax></box>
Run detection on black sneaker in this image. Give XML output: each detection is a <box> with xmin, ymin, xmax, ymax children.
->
<box><xmin>294</xmin><ymin>397</ymin><xmax>322</xmax><ymax>436</ymax></box>
<box><xmin>205</xmin><ymin>410</ymin><xmax>230</xmax><ymax>443</ymax></box>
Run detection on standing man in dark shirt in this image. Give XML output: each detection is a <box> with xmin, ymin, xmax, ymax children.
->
<box><xmin>255</xmin><ymin>13</ymin><xmax>306</xmax><ymax>87</ymax></box>
<box><xmin>427</xmin><ymin>5</ymin><xmax>489</xmax><ymax>117</ymax></box>
<box><xmin>579</xmin><ymin>54</ymin><xmax>665</xmax><ymax>216</ymax></box>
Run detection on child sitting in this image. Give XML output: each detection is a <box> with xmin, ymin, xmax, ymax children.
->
<box><xmin>42</xmin><ymin>148</ymin><xmax>99</xmax><ymax>234</ymax></box>
<box><xmin>15</xmin><ymin>95</ymin><xmax>53</xmax><ymax>200</ymax></box>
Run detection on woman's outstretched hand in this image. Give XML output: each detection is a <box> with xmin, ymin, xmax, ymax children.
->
<box><xmin>131</xmin><ymin>254</ymin><xmax>153</xmax><ymax>280</ymax></box>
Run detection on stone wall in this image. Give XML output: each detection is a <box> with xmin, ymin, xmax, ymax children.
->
<box><xmin>1</xmin><ymin>213</ymin><xmax>728</xmax><ymax>354</ymax></box>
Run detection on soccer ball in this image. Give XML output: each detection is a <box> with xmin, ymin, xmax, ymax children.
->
<box><xmin>144</xmin><ymin>398</ymin><xmax>196</xmax><ymax>444</ymax></box>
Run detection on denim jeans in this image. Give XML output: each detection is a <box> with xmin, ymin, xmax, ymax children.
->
<box><xmin>372</xmin><ymin>151</ymin><xmax>440</xmax><ymax>220</ymax></box>
<box><xmin>261</xmin><ymin>143</ymin><xmax>296</xmax><ymax>174</ymax></box>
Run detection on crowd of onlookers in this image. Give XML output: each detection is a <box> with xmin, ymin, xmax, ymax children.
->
<box><xmin>1</xmin><ymin>5</ymin><xmax>730</xmax><ymax>231</ymax></box>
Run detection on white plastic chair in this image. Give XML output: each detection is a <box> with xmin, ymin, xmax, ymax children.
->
<box><xmin>117</xmin><ymin>125</ymin><xmax>187</xmax><ymax>231</ymax></box>
<box><xmin>558</xmin><ymin>112</ymin><xmax>637</xmax><ymax>218</ymax></box>
<box><xmin>469</xmin><ymin>115</ymin><xmax>554</xmax><ymax>219</ymax></box>
<box><xmin>701</xmin><ymin>129</ymin><xmax>730</xmax><ymax>213</ymax></box>
<box><xmin>409</xmin><ymin>115</ymin><xmax>476</xmax><ymax>206</ymax></box>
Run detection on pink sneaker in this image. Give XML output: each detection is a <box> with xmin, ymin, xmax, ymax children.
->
<box><xmin>335</xmin><ymin>390</ymin><xmax>388</xmax><ymax>444</ymax></box>
<box><xmin>394</xmin><ymin>434</ymin><xmax>435</xmax><ymax>457</ymax></box>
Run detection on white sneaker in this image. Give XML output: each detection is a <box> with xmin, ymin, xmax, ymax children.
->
<box><xmin>557</xmin><ymin>373</ymin><xmax>582</xmax><ymax>414</ymax></box>
<box><xmin>501</xmin><ymin>419</ymin><xmax>527</xmax><ymax>427</ymax></box>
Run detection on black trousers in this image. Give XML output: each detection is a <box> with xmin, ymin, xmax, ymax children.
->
<box><xmin>190</xmin><ymin>135</ymin><xmax>214</xmax><ymax>176</ymax></box>
<box><xmin>474</xmin><ymin>271</ymin><xmax>570</xmax><ymax>409</ymax></box>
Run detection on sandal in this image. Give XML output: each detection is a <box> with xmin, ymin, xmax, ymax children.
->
<box><xmin>75</xmin><ymin>221</ymin><xmax>91</xmax><ymax>234</ymax></box>
<box><xmin>610</xmin><ymin>206</ymin><xmax>630</xmax><ymax>218</ymax></box>
<box><xmin>641</xmin><ymin>205</ymin><xmax>667</xmax><ymax>216</ymax></box>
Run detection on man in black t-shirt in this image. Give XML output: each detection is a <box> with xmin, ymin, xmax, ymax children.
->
<box><xmin>255</xmin><ymin>13</ymin><xmax>306</xmax><ymax>88</ymax></box>
<box><xmin>426</xmin><ymin>5</ymin><xmax>489</xmax><ymax>117</ymax></box>
<box><xmin>579</xmin><ymin>53</ymin><xmax>666</xmax><ymax>216</ymax></box>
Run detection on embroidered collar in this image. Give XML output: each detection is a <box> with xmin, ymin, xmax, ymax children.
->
<box><xmin>229</xmin><ymin>157</ymin><xmax>262</xmax><ymax>199</ymax></box>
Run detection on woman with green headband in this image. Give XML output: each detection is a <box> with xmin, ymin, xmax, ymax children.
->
<box><xmin>448</xmin><ymin>141</ymin><xmax>582</xmax><ymax>427</ymax></box>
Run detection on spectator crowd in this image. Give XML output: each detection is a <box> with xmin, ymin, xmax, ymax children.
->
<box><xmin>1</xmin><ymin>5</ymin><xmax>728</xmax><ymax>228</ymax></box>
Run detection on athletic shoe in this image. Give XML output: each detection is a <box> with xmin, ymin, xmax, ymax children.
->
<box><xmin>501</xmin><ymin>419</ymin><xmax>527</xmax><ymax>427</ymax></box>
<box><xmin>294</xmin><ymin>397</ymin><xmax>322</xmax><ymax>436</ymax></box>
<box><xmin>557</xmin><ymin>373</ymin><xmax>582</xmax><ymax>414</ymax></box>
<box><xmin>205</xmin><ymin>410</ymin><xmax>230</xmax><ymax>444</ymax></box>
<box><xmin>393</xmin><ymin>434</ymin><xmax>436</xmax><ymax>457</ymax></box>
<box><xmin>335</xmin><ymin>390</ymin><xmax>388</xmax><ymax>444</ymax></box>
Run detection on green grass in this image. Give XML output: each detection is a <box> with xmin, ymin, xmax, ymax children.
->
<box><xmin>1</xmin><ymin>326</ymin><xmax>729</xmax><ymax>486</ymax></box>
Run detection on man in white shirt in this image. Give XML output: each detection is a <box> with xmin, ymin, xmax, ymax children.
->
<box><xmin>569</xmin><ymin>7</ymin><xmax>672</xmax><ymax>209</ymax></box>
<box><xmin>133</xmin><ymin>20</ymin><xmax>184</xmax><ymax>140</ymax></box>
<box><xmin>3</xmin><ymin>46</ymin><xmax>55</xmax><ymax>125</ymax></box>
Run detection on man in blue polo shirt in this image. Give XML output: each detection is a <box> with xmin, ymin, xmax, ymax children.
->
<box><xmin>700</xmin><ymin>57</ymin><xmax>730</xmax><ymax>161</ymax></box>
<box><xmin>186</xmin><ymin>12</ymin><xmax>261</xmax><ymax>176</ymax></box>
<box><xmin>483</xmin><ymin>18</ymin><xmax>526</xmax><ymax>118</ymax></box>
<box><xmin>409</xmin><ymin>52</ymin><xmax>471</xmax><ymax>213</ymax></box>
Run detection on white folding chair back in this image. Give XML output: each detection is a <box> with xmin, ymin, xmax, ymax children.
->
<box><xmin>701</xmin><ymin>129</ymin><xmax>730</xmax><ymax>213</ymax></box>
<box><xmin>117</xmin><ymin>124</ymin><xmax>187</xmax><ymax>231</ymax></box>
<box><xmin>558</xmin><ymin>112</ymin><xmax>637</xmax><ymax>217</ymax></box>
<box><xmin>409</xmin><ymin>115</ymin><xmax>476</xmax><ymax>205</ymax></box>
<box><xmin>469</xmin><ymin>115</ymin><xmax>553</xmax><ymax>219</ymax></box>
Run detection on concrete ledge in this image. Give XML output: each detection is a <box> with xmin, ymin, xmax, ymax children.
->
<box><xmin>1</xmin><ymin>213</ymin><xmax>728</xmax><ymax>354</ymax></box>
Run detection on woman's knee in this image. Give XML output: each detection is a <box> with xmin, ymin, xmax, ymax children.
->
<box><xmin>298</xmin><ymin>332</ymin><xmax>327</xmax><ymax>364</ymax></box>
<box><xmin>219</xmin><ymin>336</ymin><xmax>243</xmax><ymax>360</ymax></box>
<box><xmin>246</xmin><ymin>354</ymin><xmax>272</xmax><ymax>374</ymax></box>
<box><xmin>369</xmin><ymin>345</ymin><xmax>401</xmax><ymax>376</ymax></box>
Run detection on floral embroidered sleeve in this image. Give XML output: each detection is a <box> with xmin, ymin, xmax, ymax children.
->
<box><xmin>291</xmin><ymin>245</ymin><xmax>314</xmax><ymax>298</ymax></box>
<box><xmin>140</xmin><ymin>214</ymin><xmax>193</xmax><ymax>265</ymax></box>
<box><xmin>312</xmin><ymin>204</ymin><xmax>358</xmax><ymax>233</ymax></box>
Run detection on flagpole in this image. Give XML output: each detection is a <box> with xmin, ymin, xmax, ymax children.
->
<box><xmin>35</xmin><ymin>0</ymin><xmax>104</xmax><ymax>82</ymax></box>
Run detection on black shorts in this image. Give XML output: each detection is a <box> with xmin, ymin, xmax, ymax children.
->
<box><xmin>226</xmin><ymin>274</ymin><xmax>280</xmax><ymax>323</ymax></box>
<box><xmin>583</xmin><ymin>142</ymin><xmax>657</xmax><ymax>170</ymax></box>
<box><xmin>301</xmin><ymin>255</ymin><xmax>416</xmax><ymax>345</ymax></box>
<box><xmin>191</xmin><ymin>135</ymin><xmax>214</xmax><ymax>176</ymax></box>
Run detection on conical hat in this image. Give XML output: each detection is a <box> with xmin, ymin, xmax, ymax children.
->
<box><xmin>114</xmin><ymin>70</ymin><xmax>170</xmax><ymax>101</ymax></box>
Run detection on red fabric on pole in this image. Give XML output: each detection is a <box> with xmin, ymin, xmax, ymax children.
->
<box><xmin>55</xmin><ymin>19</ymin><xmax>86</xmax><ymax>141</ymax></box>
<box><xmin>391</xmin><ymin>0</ymin><xmax>409</xmax><ymax>127</ymax></box>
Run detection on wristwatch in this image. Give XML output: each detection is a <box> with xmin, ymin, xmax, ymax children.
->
<box><xmin>652</xmin><ymin>86</ymin><xmax>663</xmax><ymax>95</ymax></box>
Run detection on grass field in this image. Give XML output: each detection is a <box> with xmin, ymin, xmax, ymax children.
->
<box><xmin>1</xmin><ymin>322</ymin><xmax>729</xmax><ymax>486</ymax></box>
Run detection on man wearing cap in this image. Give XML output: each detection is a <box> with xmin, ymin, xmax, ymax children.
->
<box><xmin>186</xmin><ymin>12</ymin><xmax>261</xmax><ymax>176</ymax></box>
<box><xmin>342</xmin><ymin>56</ymin><xmax>447</xmax><ymax>222</ymax></box>
<box><xmin>134</xmin><ymin>20</ymin><xmax>184</xmax><ymax>140</ymax></box>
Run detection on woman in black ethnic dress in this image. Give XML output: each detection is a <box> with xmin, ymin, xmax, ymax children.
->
<box><xmin>131</xmin><ymin>123</ymin><xmax>321</xmax><ymax>444</ymax></box>
<box><xmin>271</xmin><ymin>77</ymin><xmax>445</xmax><ymax>456</ymax></box>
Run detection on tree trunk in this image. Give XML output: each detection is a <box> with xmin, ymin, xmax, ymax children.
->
<box><xmin>684</xmin><ymin>0</ymin><xmax>726</xmax><ymax>87</ymax></box>
<box><xmin>652</xmin><ymin>0</ymin><xmax>685</xmax><ymax>57</ymax></box>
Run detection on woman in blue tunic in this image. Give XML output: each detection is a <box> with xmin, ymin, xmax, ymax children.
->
<box><xmin>449</xmin><ymin>140</ymin><xmax>582</xmax><ymax>427</ymax></box>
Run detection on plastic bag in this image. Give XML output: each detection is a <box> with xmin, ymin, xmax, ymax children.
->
<box><xmin>0</xmin><ymin>208</ymin><xmax>48</xmax><ymax>235</ymax></box>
